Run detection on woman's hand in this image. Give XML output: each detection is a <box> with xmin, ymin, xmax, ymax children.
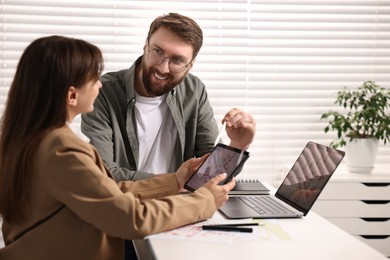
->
<box><xmin>204</xmin><ymin>174</ymin><xmax>236</xmax><ymax>208</ymax></box>
<box><xmin>175</xmin><ymin>154</ymin><xmax>208</xmax><ymax>191</ymax></box>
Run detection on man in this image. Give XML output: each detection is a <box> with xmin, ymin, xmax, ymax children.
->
<box><xmin>81</xmin><ymin>13</ymin><xmax>256</xmax><ymax>182</ymax></box>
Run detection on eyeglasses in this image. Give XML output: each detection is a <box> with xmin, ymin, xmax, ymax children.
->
<box><xmin>147</xmin><ymin>45</ymin><xmax>193</xmax><ymax>73</ymax></box>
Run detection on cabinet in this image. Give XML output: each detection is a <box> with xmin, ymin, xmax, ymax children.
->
<box><xmin>312</xmin><ymin>166</ymin><xmax>390</xmax><ymax>257</ymax></box>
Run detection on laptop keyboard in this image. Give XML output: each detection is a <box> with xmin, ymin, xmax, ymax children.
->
<box><xmin>238</xmin><ymin>195</ymin><xmax>296</xmax><ymax>216</ymax></box>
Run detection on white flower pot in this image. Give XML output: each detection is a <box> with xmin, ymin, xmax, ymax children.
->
<box><xmin>345</xmin><ymin>138</ymin><xmax>379</xmax><ymax>174</ymax></box>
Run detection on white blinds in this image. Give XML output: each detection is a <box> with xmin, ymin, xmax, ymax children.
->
<box><xmin>1</xmin><ymin>0</ymin><xmax>389</xmax><ymax>181</ymax></box>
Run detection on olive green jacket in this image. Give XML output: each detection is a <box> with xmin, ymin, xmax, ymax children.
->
<box><xmin>81</xmin><ymin>56</ymin><xmax>219</xmax><ymax>182</ymax></box>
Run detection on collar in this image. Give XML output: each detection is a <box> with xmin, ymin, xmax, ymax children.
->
<box><xmin>66</xmin><ymin>121</ymin><xmax>90</xmax><ymax>143</ymax></box>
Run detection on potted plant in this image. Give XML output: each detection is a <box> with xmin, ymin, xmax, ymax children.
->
<box><xmin>321</xmin><ymin>81</ymin><xmax>390</xmax><ymax>173</ymax></box>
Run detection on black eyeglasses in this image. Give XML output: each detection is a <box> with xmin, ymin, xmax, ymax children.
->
<box><xmin>147</xmin><ymin>45</ymin><xmax>193</xmax><ymax>73</ymax></box>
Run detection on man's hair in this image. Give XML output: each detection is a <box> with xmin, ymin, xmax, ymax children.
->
<box><xmin>147</xmin><ymin>13</ymin><xmax>203</xmax><ymax>59</ymax></box>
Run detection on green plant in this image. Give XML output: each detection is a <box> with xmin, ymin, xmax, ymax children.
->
<box><xmin>321</xmin><ymin>81</ymin><xmax>390</xmax><ymax>148</ymax></box>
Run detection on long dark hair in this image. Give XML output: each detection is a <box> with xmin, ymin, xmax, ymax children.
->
<box><xmin>0</xmin><ymin>35</ymin><xmax>104</xmax><ymax>223</ymax></box>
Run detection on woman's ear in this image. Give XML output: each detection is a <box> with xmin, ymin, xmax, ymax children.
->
<box><xmin>66</xmin><ymin>86</ymin><xmax>78</xmax><ymax>107</ymax></box>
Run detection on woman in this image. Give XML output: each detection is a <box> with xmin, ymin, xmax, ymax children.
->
<box><xmin>0</xmin><ymin>35</ymin><xmax>235</xmax><ymax>259</ymax></box>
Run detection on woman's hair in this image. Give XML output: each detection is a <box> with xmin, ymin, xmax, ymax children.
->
<box><xmin>0</xmin><ymin>35</ymin><xmax>104</xmax><ymax>223</ymax></box>
<box><xmin>147</xmin><ymin>13</ymin><xmax>203</xmax><ymax>59</ymax></box>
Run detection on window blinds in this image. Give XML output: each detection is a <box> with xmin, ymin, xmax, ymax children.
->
<box><xmin>1</xmin><ymin>0</ymin><xmax>389</xmax><ymax>181</ymax></box>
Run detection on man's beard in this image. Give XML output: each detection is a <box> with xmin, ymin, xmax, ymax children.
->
<box><xmin>141</xmin><ymin>59</ymin><xmax>184</xmax><ymax>97</ymax></box>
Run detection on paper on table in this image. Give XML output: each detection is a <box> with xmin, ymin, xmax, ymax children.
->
<box><xmin>146</xmin><ymin>216</ymin><xmax>291</xmax><ymax>244</ymax></box>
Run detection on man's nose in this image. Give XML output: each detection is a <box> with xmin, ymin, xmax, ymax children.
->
<box><xmin>157</xmin><ymin>58</ymin><xmax>171</xmax><ymax>73</ymax></box>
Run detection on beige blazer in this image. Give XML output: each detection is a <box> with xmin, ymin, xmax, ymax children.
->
<box><xmin>0</xmin><ymin>126</ymin><xmax>216</xmax><ymax>259</ymax></box>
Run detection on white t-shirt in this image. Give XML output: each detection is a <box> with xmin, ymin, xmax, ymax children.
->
<box><xmin>134</xmin><ymin>92</ymin><xmax>177</xmax><ymax>174</ymax></box>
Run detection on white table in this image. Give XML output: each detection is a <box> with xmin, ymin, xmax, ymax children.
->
<box><xmin>134</xmin><ymin>186</ymin><xmax>388</xmax><ymax>260</ymax></box>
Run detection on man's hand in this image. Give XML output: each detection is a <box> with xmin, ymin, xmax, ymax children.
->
<box><xmin>223</xmin><ymin>108</ymin><xmax>256</xmax><ymax>150</ymax></box>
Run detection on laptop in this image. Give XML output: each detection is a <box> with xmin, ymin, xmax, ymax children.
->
<box><xmin>219</xmin><ymin>141</ymin><xmax>345</xmax><ymax>219</ymax></box>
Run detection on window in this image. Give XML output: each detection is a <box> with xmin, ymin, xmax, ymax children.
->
<box><xmin>1</xmin><ymin>0</ymin><xmax>389</xmax><ymax>181</ymax></box>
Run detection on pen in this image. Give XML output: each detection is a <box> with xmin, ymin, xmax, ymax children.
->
<box><xmin>204</xmin><ymin>223</ymin><xmax>261</xmax><ymax>227</ymax></box>
<box><xmin>202</xmin><ymin>225</ymin><xmax>253</xmax><ymax>233</ymax></box>
<box><xmin>213</xmin><ymin>121</ymin><xmax>227</xmax><ymax>146</ymax></box>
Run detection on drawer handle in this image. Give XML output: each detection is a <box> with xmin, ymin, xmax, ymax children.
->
<box><xmin>361</xmin><ymin>200</ymin><xmax>390</xmax><ymax>204</ymax></box>
<box><xmin>360</xmin><ymin>235</ymin><xmax>389</xmax><ymax>239</ymax></box>
<box><xmin>361</xmin><ymin>218</ymin><xmax>390</xmax><ymax>222</ymax></box>
<box><xmin>362</xmin><ymin>182</ymin><xmax>390</xmax><ymax>187</ymax></box>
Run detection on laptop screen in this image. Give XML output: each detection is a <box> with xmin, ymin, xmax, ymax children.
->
<box><xmin>275</xmin><ymin>141</ymin><xmax>345</xmax><ymax>215</ymax></box>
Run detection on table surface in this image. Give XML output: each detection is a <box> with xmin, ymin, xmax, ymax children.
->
<box><xmin>134</xmin><ymin>183</ymin><xmax>388</xmax><ymax>260</ymax></box>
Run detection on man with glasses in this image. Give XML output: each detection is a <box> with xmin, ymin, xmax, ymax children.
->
<box><xmin>81</xmin><ymin>13</ymin><xmax>256</xmax><ymax>182</ymax></box>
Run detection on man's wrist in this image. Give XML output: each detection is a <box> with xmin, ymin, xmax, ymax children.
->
<box><xmin>229</xmin><ymin>141</ymin><xmax>249</xmax><ymax>151</ymax></box>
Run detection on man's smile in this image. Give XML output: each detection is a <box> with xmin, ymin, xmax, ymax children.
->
<box><xmin>154</xmin><ymin>71</ymin><xmax>169</xmax><ymax>80</ymax></box>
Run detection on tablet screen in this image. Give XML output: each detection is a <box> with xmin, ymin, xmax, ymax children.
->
<box><xmin>184</xmin><ymin>143</ymin><xmax>250</xmax><ymax>192</ymax></box>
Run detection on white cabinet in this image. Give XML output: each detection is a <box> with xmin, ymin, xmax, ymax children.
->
<box><xmin>312</xmin><ymin>166</ymin><xmax>390</xmax><ymax>258</ymax></box>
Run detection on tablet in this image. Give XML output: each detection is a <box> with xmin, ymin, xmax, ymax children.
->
<box><xmin>184</xmin><ymin>143</ymin><xmax>250</xmax><ymax>192</ymax></box>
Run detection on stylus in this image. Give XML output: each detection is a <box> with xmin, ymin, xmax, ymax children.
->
<box><xmin>214</xmin><ymin>121</ymin><xmax>227</xmax><ymax>146</ymax></box>
<box><xmin>202</xmin><ymin>225</ymin><xmax>253</xmax><ymax>233</ymax></box>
